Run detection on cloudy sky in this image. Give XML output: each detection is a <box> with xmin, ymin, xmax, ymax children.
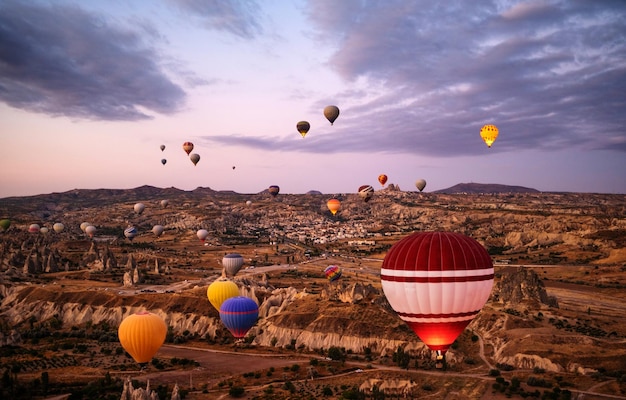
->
<box><xmin>1</xmin><ymin>0</ymin><xmax>625</xmax><ymax>198</ymax></box>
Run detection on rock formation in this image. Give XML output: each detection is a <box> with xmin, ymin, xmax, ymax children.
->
<box><xmin>491</xmin><ymin>267</ymin><xmax>558</xmax><ymax>307</ymax></box>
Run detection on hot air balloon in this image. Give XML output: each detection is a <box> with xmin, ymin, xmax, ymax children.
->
<box><xmin>160</xmin><ymin>199</ymin><xmax>169</xmax><ymax>208</ymax></box>
<box><xmin>268</xmin><ymin>185</ymin><xmax>280</xmax><ymax>197</ymax></box>
<box><xmin>358</xmin><ymin>185</ymin><xmax>374</xmax><ymax>202</ymax></box>
<box><xmin>222</xmin><ymin>253</ymin><xmax>244</xmax><ymax>277</ymax></box>
<box><xmin>0</xmin><ymin>219</ymin><xmax>11</xmax><ymax>231</ymax></box>
<box><xmin>378</xmin><ymin>174</ymin><xmax>388</xmax><ymax>187</ymax></box>
<box><xmin>324</xmin><ymin>265</ymin><xmax>342</xmax><ymax>282</ymax></box>
<box><xmin>152</xmin><ymin>225</ymin><xmax>164</xmax><ymax>237</ymax></box>
<box><xmin>480</xmin><ymin>124</ymin><xmax>499</xmax><ymax>148</ymax></box>
<box><xmin>80</xmin><ymin>222</ymin><xmax>91</xmax><ymax>232</ymax></box>
<box><xmin>160</xmin><ymin>144</ymin><xmax>165</xmax><ymax>151</ymax></box>
<box><xmin>245</xmin><ymin>200</ymin><xmax>252</xmax><ymax>206</ymax></box>
<box><xmin>323</xmin><ymin>105</ymin><xmax>340</xmax><ymax>125</ymax></box>
<box><xmin>232</xmin><ymin>166</ymin><xmax>236</xmax><ymax>170</ymax></box>
<box><xmin>85</xmin><ymin>225</ymin><xmax>97</xmax><ymax>238</ymax></box>
<box><xmin>296</xmin><ymin>121</ymin><xmax>310</xmax><ymax>138</ymax></box>
<box><xmin>380</xmin><ymin>231</ymin><xmax>494</xmax><ymax>356</ymax></box>
<box><xmin>118</xmin><ymin>311</ymin><xmax>167</xmax><ymax>366</ymax></box>
<box><xmin>28</xmin><ymin>223</ymin><xmax>40</xmax><ymax>233</ymax></box>
<box><xmin>183</xmin><ymin>141</ymin><xmax>194</xmax><ymax>155</ymax></box>
<box><xmin>124</xmin><ymin>226</ymin><xmax>138</xmax><ymax>241</ymax></box>
<box><xmin>161</xmin><ymin>159</ymin><xmax>167</xmax><ymax>165</ymax></box>
<box><xmin>207</xmin><ymin>279</ymin><xmax>240</xmax><ymax>312</ymax></box>
<box><xmin>190</xmin><ymin>153</ymin><xmax>200</xmax><ymax>166</ymax></box>
<box><xmin>327</xmin><ymin>198</ymin><xmax>341</xmax><ymax>215</ymax></box>
<box><xmin>134</xmin><ymin>203</ymin><xmax>145</xmax><ymax>215</ymax></box>
<box><xmin>39</xmin><ymin>227</ymin><xmax>49</xmax><ymax>234</ymax></box>
<box><xmin>53</xmin><ymin>222</ymin><xmax>64</xmax><ymax>233</ymax></box>
<box><xmin>197</xmin><ymin>229</ymin><xmax>209</xmax><ymax>242</ymax></box>
<box><xmin>219</xmin><ymin>296</ymin><xmax>259</xmax><ymax>339</ymax></box>
<box><xmin>415</xmin><ymin>179</ymin><xmax>427</xmax><ymax>192</ymax></box>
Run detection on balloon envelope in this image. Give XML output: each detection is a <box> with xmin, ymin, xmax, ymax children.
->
<box><xmin>358</xmin><ymin>185</ymin><xmax>374</xmax><ymax>202</ymax></box>
<box><xmin>296</xmin><ymin>121</ymin><xmax>310</xmax><ymax>138</ymax></box>
<box><xmin>222</xmin><ymin>253</ymin><xmax>244</xmax><ymax>277</ymax></box>
<box><xmin>268</xmin><ymin>185</ymin><xmax>280</xmax><ymax>197</ymax></box>
<box><xmin>28</xmin><ymin>223</ymin><xmax>40</xmax><ymax>233</ymax></box>
<box><xmin>161</xmin><ymin>159</ymin><xmax>167</xmax><ymax>165</ymax></box>
<box><xmin>480</xmin><ymin>124</ymin><xmax>499</xmax><ymax>148</ymax></box>
<box><xmin>124</xmin><ymin>226</ymin><xmax>138</xmax><ymax>240</ymax></box>
<box><xmin>324</xmin><ymin>265</ymin><xmax>342</xmax><ymax>282</ymax></box>
<box><xmin>152</xmin><ymin>225</ymin><xmax>164</xmax><ymax>237</ymax></box>
<box><xmin>326</xmin><ymin>199</ymin><xmax>341</xmax><ymax>215</ymax></box>
<box><xmin>323</xmin><ymin>105</ymin><xmax>340</xmax><ymax>125</ymax></box>
<box><xmin>85</xmin><ymin>225</ymin><xmax>96</xmax><ymax>237</ymax></box>
<box><xmin>378</xmin><ymin>174</ymin><xmax>388</xmax><ymax>186</ymax></box>
<box><xmin>0</xmin><ymin>219</ymin><xmax>10</xmax><ymax>231</ymax></box>
<box><xmin>53</xmin><ymin>223</ymin><xmax>64</xmax><ymax>233</ymax></box>
<box><xmin>160</xmin><ymin>199</ymin><xmax>169</xmax><ymax>208</ymax></box>
<box><xmin>207</xmin><ymin>279</ymin><xmax>240</xmax><ymax>312</ymax></box>
<box><xmin>134</xmin><ymin>203</ymin><xmax>145</xmax><ymax>214</ymax></box>
<box><xmin>219</xmin><ymin>296</ymin><xmax>259</xmax><ymax>338</ymax></box>
<box><xmin>160</xmin><ymin>144</ymin><xmax>165</xmax><ymax>151</ymax></box>
<box><xmin>380</xmin><ymin>231</ymin><xmax>494</xmax><ymax>354</ymax></box>
<box><xmin>118</xmin><ymin>311</ymin><xmax>167</xmax><ymax>364</ymax></box>
<box><xmin>415</xmin><ymin>179</ymin><xmax>427</xmax><ymax>192</ymax></box>
<box><xmin>197</xmin><ymin>229</ymin><xmax>209</xmax><ymax>242</ymax></box>
<box><xmin>183</xmin><ymin>141</ymin><xmax>194</xmax><ymax>155</ymax></box>
<box><xmin>39</xmin><ymin>227</ymin><xmax>49</xmax><ymax>234</ymax></box>
<box><xmin>190</xmin><ymin>153</ymin><xmax>200</xmax><ymax>166</ymax></box>
<box><xmin>80</xmin><ymin>222</ymin><xmax>91</xmax><ymax>232</ymax></box>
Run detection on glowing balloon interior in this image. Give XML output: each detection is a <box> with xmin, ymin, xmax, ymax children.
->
<box><xmin>381</xmin><ymin>231</ymin><xmax>494</xmax><ymax>354</ymax></box>
<box><xmin>480</xmin><ymin>124</ymin><xmax>499</xmax><ymax>148</ymax></box>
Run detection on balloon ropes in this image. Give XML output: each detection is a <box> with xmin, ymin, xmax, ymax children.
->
<box><xmin>380</xmin><ymin>231</ymin><xmax>493</xmax><ymax>358</ymax></box>
<box><xmin>118</xmin><ymin>311</ymin><xmax>167</xmax><ymax>367</ymax></box>
<box><xmin>219</xmin><ymin>296</ymin><xmax>259</xmax><ymax>339</ymax></box>
<box><xmin>480</xmin><ymin>124</ymin><xmax>499</xmax><ymax>148</ymax></box>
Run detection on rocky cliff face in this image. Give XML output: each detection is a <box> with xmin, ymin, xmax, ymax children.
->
<box><xmin>491</xmin><ymin>267</ymin><xmax>558</xmax><ymax>307</ymax></box>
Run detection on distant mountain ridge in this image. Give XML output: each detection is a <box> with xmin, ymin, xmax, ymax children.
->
<box><xmin>434</xmin><ymin>182</ymin><xmax>539</xmax><ymax>194</ymax></box>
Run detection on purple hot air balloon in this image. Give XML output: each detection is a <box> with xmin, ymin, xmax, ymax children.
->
<box><xmin>219</xmin><ymin>296</ymin><xmax>259</xmax><ymax>339</ymax></box>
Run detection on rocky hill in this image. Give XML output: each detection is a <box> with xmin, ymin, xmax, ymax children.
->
<box><xmin>434</xmin><ymin>182</ymin><xmax>540</xmax><ymax>194</ymax></box>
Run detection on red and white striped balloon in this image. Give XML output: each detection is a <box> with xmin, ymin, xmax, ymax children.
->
<box><xmin>381</xmin><ymin>231</ymin><xmax>493</xmax><ymax>354</ymax></box>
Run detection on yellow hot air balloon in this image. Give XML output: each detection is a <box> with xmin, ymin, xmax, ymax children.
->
<box><xmin>296</xmin><ymin>121</ymin><xmax>310</xmax><ymax>138</ymax></box>
<box><xmin>327</xmin><ymin>198</ymin><xmax>341</xmax><ymax>215</ymax></box>
<box><xmin>480</xmin><ymin>124</ymin><xmax>499</xmax><ymax>148</ymax></box>
<box><xmin>118</xmin><ymin>311</ymin><xmax>167</xmax><ymax>365</ymax></box>
<box><xmin>207</xmin><ymin>279</ymin><xmax>240</xmax><ymax>312</ymax></box>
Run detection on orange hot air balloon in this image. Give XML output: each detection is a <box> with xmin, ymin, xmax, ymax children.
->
<box><xmin>380</xmin><ymin>231</ymin><xmax>494</xmax><ymax>356</ymax></box>
<box><xmin>296</xmin><ymin>121</ymin><xmax>310</xmax><ymax>138</ymax></box>
<box><xmin>118</xmin><ymin>311</ymin><xmax>167</xmax><ymax>365</ymax></box>
<box><xmin>480</xmin><ymin>124</ymin><xmax>499</xmax><ymax>148</ymax></box>
<box><xmin>378</xmin><ymin>174</ymin><xmax>388</xmax><ymax>187</ymax></box>
<box><xmin>326</xmin><ymin>198</ymin><xmax>341</xmax><ymax>215</ymax></box>
<box><xmin>183</xmin><ymin>141</ymin><xmax>194</xmax><ymax>155</ymax></box>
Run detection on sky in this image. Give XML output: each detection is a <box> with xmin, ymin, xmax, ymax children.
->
<box><xmin>1</xmin><ymin>0</ymin><xmax>625</xmax><ymax>198</ymax></box>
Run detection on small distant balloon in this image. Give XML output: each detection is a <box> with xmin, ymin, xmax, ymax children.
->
<box><xmin>197</xmin><ymin>229</ymin><xmax>209</xmax><ymax>242</ymax></box>
<box><xmin>324</xmin><ymin>265</ymin><xmax>342</xmax><ymax>282</ymax></box>
<box><xmin>378</xmin><ymin>174</ymin><xmax>388</xmax><ymax>187</ymax></box>
<box><xmin>415</xmin><ymin>179</ymin><xmax>427</xmax><ymax>192</ymax></box>
<box><xmin>268</xmin><ymin>185</ymin><xmax>280</xmax><ymax>197</ymax></box>
<box><xmin>28</xmin><ymin>223</ymin><xmax>40</xmax><ymax>233</ymax></box>
<box><xmin>85</xmin><ymin>225</ymin><xmax>96</xmax><ymax>238</ymax></box>
<box><xmin>222</xmin><ymin>253</ymin><xmax>244</xmax><ymax>277</ymax></box>
<box><xmin>160</xmin><ymin>144</ymin><xmax>165</xmax><ymax>151</ymax></box>
<box><xmin>152</xmin><ymin>225</ymin><xmax>164</xmax><ymax>237</ymax></box>
<box><xmin>53</xmin><ymin>223</ymin><xmax>65</xmax><ymax>233</ymax></box>
<box><xmin>326</xmin><ymin>198</ymin><xmax>341</xmax><ymax>215</ymax></box>
<box><xmin>358</xmin><ymin>185</ymin><xmax>374</xmax><ymax>202</ymax></box>
<box><xmin>232</xmin><ymin>166</ymin><xmax>236</xmax><ymax>170</ymax></box>
<box><xmin>80</xmin><ymin>222</ymin><xmax>91</xmax><ymax>232</ymax></box>
<box><xmin>160</xmin><ymin>199</ymin><xmax>169</xmax><ymax>208</ymax></box>
<box><xmin>134</xmin><ymin>203</ymin><xmax>145</xmax><ymax>215</ymax></box>
<box><xmin>39</xmin><ymin>227</ymin><xmax>49</xmax><ymax>234</ymax></box>
<box><xmin>323</xmin><ymin>105</ymin><xmax>340</xmax><ymax>125</ymax></box>
<box><xmin>161</xmin><ymin>159</ymin><xmax>167</xmax><ymax>165</ymax></box>
<box><xmin>245</xmin><ymin>200</ymin><xmax>252</xmax><ymax>206</ymax></box>
<box><xmin>124</xmin><ymin>226</ymin><xmax>138</xmax><ymax>241</ymax></box>
<box><xmin>480</xmin><ymin>124</ymin><xmax>499</xmax><ymax>148</ymax></box>
<box><xmin>183</xmin><ymin>142</ymin><xmax>194</xmax><ymax>155</ymax></box>
<box><xmin>296</xmin><ymin>121</ymin><xmax>310</xmax><ymax>138</ymax></box>
<box><xmin>190</xmin><ymin>153</ymin><xmax>200</xmax><ymax>166</ymax></box>
<box><xmin>219</xmin><ymin>296</ymin><xmax>259</xmax><ymax>339</ymax></box>
<box><xmin>0</xmin><ymin>219</ymin><xmax>11</xmax><ymax>231</ymax></box>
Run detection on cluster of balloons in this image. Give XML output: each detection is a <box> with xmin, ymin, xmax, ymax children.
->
<box><xmin>381</xmin><ymin>231</ymin><xmax>493</xmax><ymax>357</ymax></box>
<box><xmin>296</xmin><ymin>105</ymin><xmax>340</xmax><ymax>139</ymax></box>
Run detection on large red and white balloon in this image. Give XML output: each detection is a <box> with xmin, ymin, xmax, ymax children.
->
<box><xmin>381</xmin><ymin>231</ymin><xmax>493</xmax><ymax>354</ymax></box>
